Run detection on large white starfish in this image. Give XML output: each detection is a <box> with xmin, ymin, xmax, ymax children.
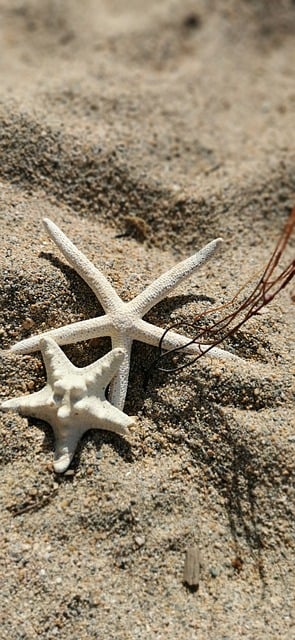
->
<box><xmin>1</xmin><ymin>338</ymin><xmax>135</xmax><ymax>473</ymax></box>
<box><xmin>10</xmin><ymin>218</ymin><xmax>237</xmax><ymax>409</ymax></box>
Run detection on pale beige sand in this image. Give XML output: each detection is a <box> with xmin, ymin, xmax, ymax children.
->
<box><xmin>0</xmin><ymin>2</ymin><xmax>294</xmax><ymax>639</ymax></box>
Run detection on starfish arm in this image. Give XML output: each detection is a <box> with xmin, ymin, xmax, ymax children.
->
<box><xmin>128</xmin><ymin>238</ymin><xmax>223</xmax><ymax>316</ymax></box>
<box><xmin>9</xmin><ymin>316</ymin><xmax>111</xmax><ymax>355</ymax></box>
<box><xmin>86</xmin><ymin>398</ymin><xmax>135</xmax><ymax>436</ymax></box>
<box><xmin>84</xmin><ymin>347</ymin><xmax>125</xmax><ymax>388</ymax></box>
<box><xmin>133</xmin><ymin>319</ymin><xmax>240</xmax><ymax>360</ymax></box>
<box><xmin>43</xmin><ymin>218</ymin><xmax>122</xmax><ymax>313</ymax></box>
<box><xmin>53</xmin><ymin>426</ymin><xmax>84</xmax><ymax>473</ymax></box>
<box><xmin>107</xmin><ymin>335</ymin><xmax>133</xmax><ymax>410</ymax></box>
<box><xmin>40</xmin><ymin>337</ymin><xmax>74</xmax><ymax>383</ymax></box>
<box><xmin>0</xmin><ymin>386</ymin><xmax>51</xmax><ymax>418</ymax></box>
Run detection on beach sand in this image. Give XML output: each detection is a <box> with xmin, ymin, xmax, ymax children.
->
<box><xmin>0</xmin><ymin>1</ymin><xmax>294</xmax><ymax>638</ymax></box>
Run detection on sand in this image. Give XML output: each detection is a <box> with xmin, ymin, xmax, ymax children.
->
<box><xmin>0</xmin><ymin>1</ymin><xmax>294</xmax><ymax>638</ymax></box>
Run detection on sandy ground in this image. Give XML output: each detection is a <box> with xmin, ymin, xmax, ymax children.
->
<box><xmin>0</xmin><ymin>1</ymin><xmax>294</xmax><ymax>638</ymax></box>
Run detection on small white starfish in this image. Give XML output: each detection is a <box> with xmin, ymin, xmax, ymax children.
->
<box><xmin>1</xmin><ymin>338</ymin><xmax>135</xmax><ymax>473</ymax></box>
<box><xmin>10</xmin><ymin>218</ymin><xmax>237</xmax><ymax>409</ymax></box>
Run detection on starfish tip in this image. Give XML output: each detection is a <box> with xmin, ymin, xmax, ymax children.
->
<box><xmin>53</xmin><ymin>452</ymin><xmax>73</xmax><ymax>474</ymax></box>
<box><xmin>0</xmin><ymin>398</ymin><xmax>17</xmax><ymax>411</ymax></box>
<box><xmin>127</xmin><ymin>417</ymin><xmax>138</xmax><ymax>432</ymax></box>
<box><xmin>115</xmin><ymin>423</ymin><xmax>130</xmax><ymax>437</ymax></box>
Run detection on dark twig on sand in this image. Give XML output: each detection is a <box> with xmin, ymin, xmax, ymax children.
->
<box><xmin>155</xmin><ymin>207</ymin><xmax>295</xmax><ymax>374</ymax></box>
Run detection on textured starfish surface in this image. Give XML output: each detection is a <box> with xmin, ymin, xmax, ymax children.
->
<box><xmin>1</xmin><ymin>338</ymin><xmax>135</xmax><ymax>473</ymax></box>
<box><xmin>10</xmin><ymin>218</ymin><xmax>238</xmax><ymax>409</ymax></box>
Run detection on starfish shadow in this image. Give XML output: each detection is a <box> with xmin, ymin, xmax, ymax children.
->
<box><xmin>145</xmin><ymin>374</ymin><xmax>293</xmax><ymax>585</ymax></box>
<box><xmin>41</xmin><ymin>250</ymin><xmax>216</xmax><ymax>320</ymax></box>
<box><xmin>144</xmin><ymin>294</ymin><xmax>272</xmax><ymax>361</ymax></box>
<box><xmin>39</xmin><ymin>250</ymin><xmax>103</xmax><ymax>314</ymax></box>
<box><xmin>122</xmin><ymin>294</ymin><xmax>220</xmax><ymax>412</ymax></box>
<box><xmin>144</xmin><ymin>292</ymin><xmax>217</xmax><ymax>320</ymax></box>
<box><xmin>127</xmin><ymin>333</ymin><xmax>263</xmax><ymax>416</ymax></box>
